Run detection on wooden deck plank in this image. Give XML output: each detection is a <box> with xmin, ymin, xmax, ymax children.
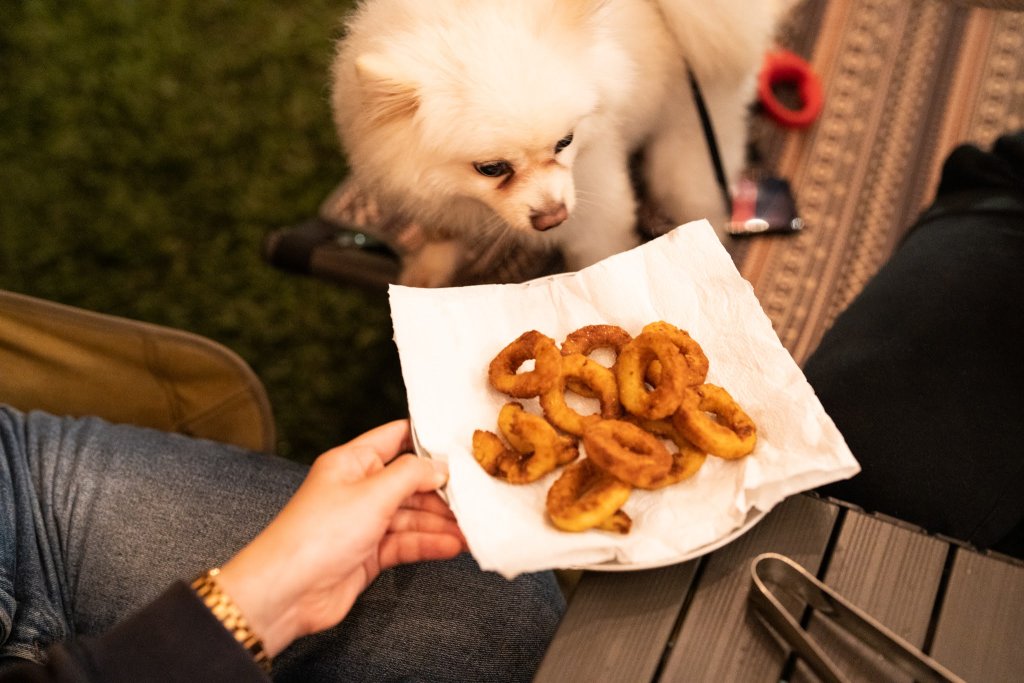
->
<box><xmin>533</xmin><ymin>561</ymin><xmax>700</xmax><ymax>682</ymax></box>
<box><xmin>790</xmin><ymin>510</ymin><xmax>949</xmax><ymax>683</ymax></box>
<box><xmin>928</xmin><ymin>549</ymin><xmax>1024</xmax><ymax>681</ymax></box>
<box><xmin>658</xmin><ymin>494</ymin><xmax>839</xmax><ymax>682</ymax></box>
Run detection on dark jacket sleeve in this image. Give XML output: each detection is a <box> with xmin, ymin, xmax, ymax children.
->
<box><xmin>0</xmin><ymin>582</ymin><xmax>269</xmax><ymax>683</ymax></box>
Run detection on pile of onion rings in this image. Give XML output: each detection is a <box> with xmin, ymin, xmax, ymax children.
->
<box><xmin>472</xmin><ymin>322</ymin><xmax>757</xmax><ymax>534</ymax></box>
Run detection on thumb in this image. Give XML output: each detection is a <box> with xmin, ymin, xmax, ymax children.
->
<box><xmin>364</xmin><ymin>455</ymin><xmax>449</xmax><ymax>512</ymax></box>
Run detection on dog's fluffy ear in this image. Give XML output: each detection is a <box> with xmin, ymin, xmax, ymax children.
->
<box><xmin>355</xmin><ymin>53</ymin><xmax>419</xmax><ymax>124</ymax></box>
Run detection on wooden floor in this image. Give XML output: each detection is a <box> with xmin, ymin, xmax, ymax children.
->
<box><xmin>536</xmin><ymin>494</ymin><xmax>1024</xmax><ymax>682</ymax></box>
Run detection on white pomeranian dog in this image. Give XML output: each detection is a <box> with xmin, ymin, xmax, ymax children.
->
<box><xmin>331</xmin><ymin>0</ymin><xmax>790</xmax><ymax>286</ymax></box>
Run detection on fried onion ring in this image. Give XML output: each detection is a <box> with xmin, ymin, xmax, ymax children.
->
<box><xmin>487</xmin><ymin>330</ymin><xmax>561</xmax><ymax>398</ymax></box>
<box><xmin>616</xmin><ymin>331</ymin><xmax>687</xmax><ymax>419</ymax></box>
<box><xmin>561</xmin><ymin>324</ymin><xmax>632</xmax><ymax>357</ymax></box>
<box><xmin>672</xmin><ymin>384</ymin><xmax>757</xmax><ymax>459</ymax></box>
<box><xmin>561</xmin><ymin>324</ymin><xmax>632</xmax><ymax>397</ymax></box>
<box><xmin>546</xmin><ymin>458</ymin><xmax>632</xmax><ymax>532</ymax></box>
<box><xmin>540</xmin><ymin>353</ymin><xmax>621</xmax><ymax>436</ymax></box>
<box><xmin>471</xmin><ymin>430</ymin><xmax>507</xmax><ymax>477</ymax></box>
<box><xmin>498</xmin><ymin>401</ymin><xmax>579</xmax><ymax>467</ymax></box>
<box><xmin>472</xmin><ymin>403</ymin><xmax>577</xmax><ymax>483</ymax></box>
<box><xmin>476</xmin><ymin>322</ymin><xmax>758</xmax><ymax>535</ymax></box>
<box><xmin>624</xmin><ymin>416</ymin><xmax>707</xmax><ymax>489</ymax></box>
<box><xmin>582</xmin><ymin>419</ymin><xmax>672</xmax><ymax>488</ymax></box>
<box><xmin>641</xmin><ymin>321</ymin><xmax>709</xmax><ymax>388</ymax></box>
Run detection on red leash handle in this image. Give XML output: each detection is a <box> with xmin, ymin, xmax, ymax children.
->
<box><xmin>758</xmin><ymin>50</ymin><xmax>823</xmax><ymax>129</ymax></box>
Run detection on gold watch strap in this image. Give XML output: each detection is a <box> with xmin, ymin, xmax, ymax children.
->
<box><xmin>191</xmin><ymin>567</ymin><xmax>272</xmax><ymax>674</ymax></box>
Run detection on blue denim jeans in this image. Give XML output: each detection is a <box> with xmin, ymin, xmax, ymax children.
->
<box><xmin>0</xmin><ymin>407</ymin><xmax>564</xmax><ymax>681</ymax></box>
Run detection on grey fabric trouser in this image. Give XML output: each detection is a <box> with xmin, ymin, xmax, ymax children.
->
<box><xmin>0</xmin><ymin>407</ymin><xmax>564</xmax><ymax>681</ymax></box>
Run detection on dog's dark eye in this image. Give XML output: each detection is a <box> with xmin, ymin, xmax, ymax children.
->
<box><xmin>554</xmin><ymin>133</ymin><xmax>574</xmax><ymax>153</ymax></box>
<box><xmin>473</xmin><ymin>161</ymin><xmax>513</xmax><ymax>178</ymax></box>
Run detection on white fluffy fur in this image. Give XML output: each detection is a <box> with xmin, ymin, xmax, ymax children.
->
<box><xmin>331</xmin><ymin>0</ymin><xmax>786</xmax><ymax>286</ymax></box>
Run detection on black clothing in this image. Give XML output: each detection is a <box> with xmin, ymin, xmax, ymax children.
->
<box><xmin>808</xmin><ymin>131</ymin><xmax>1024</xmax><ymax>557</ymax></box>
<box><xmin>0</xmin><ymin>583</ymin><xmax>267</xmax><ymax>682</ymax></box>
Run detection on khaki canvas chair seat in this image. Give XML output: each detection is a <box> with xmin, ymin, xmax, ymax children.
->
<box><xmin>0</xmin><ymin>289</ymin><xmax>275</xmax><ymax>453</ymax></box>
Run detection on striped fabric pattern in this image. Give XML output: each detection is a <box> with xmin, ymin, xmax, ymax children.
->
<box><xmin>739</xmin><ymin>0</ymin><xmax>1024</xmax><ymax>363</ymax></box>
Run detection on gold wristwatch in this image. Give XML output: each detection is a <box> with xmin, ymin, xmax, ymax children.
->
<box><xmin>191</xmin><ymin>567</ymin><xmax>272</xmax><ymax>674</ymax></box>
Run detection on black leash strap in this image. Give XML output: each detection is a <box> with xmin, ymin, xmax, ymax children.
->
<box><xmin>686</xmin><ymin>66</ymin><xmax>733</xmax><ymax>216</ymax></box>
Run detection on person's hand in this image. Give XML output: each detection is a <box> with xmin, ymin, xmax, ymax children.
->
<box><xmin>215</xmin><ymin>419</ymin><xmax>465</xmax><ymax>656</ymax></box>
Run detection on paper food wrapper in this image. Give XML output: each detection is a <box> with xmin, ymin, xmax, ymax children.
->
<box><xmin>390</xmin><ymin>220</ymin><xmax>859</xmax><ymax>578</ymax></box>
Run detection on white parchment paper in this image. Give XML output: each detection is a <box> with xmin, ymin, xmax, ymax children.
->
<box><xmin>389</xmin><ymin>220</ymin><xmax>859</xmax><ymax>578</ymax></box>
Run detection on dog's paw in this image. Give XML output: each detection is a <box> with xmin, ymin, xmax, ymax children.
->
<box><xmin>398</xmin><ymin>240</ymin><xmax>462</xmax><ymax>288</ymax></box>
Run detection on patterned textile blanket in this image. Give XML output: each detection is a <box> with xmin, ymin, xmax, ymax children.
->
<box><xmin>740</xmin><ymin>0</ymin><xmax>1024</xmax><ymax>363</ymax></box>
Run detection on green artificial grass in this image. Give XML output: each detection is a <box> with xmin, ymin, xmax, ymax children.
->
<box><xmin>0</xmin><ymin>0</ymin><xmax>411</xmax><ymax>463</ymax></box>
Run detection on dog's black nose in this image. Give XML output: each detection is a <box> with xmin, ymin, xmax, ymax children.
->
<box><xmin>530</xmin><ymin>204</ymin><xmax>568</xmax><ymax>231</ymax></box>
